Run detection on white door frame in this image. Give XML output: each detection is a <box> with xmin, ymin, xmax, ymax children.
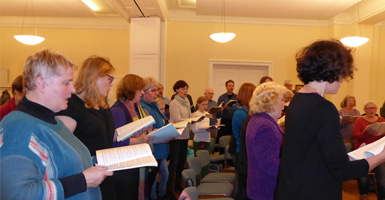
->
<box><xmin>208</xmin><ymin>60</ymin><xmax>273</xmax><ymax>89</ymax></box>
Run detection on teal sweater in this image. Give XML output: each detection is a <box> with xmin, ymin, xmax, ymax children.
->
<box><xmin>0</xmin><ymin>111</ymin><xmax>101</xmax><ymax>200</ymax></box>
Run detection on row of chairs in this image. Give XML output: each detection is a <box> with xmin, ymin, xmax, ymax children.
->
<box><xmin>180</xmin><ymin>148</ymin><xmax>235</xmax><ymax>199</ymax></box>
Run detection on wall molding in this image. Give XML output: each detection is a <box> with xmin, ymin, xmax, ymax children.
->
<box><xmin>0</xmin><ymin>16</ymin><xmax>130</xmax><ymax>29</ymax></box>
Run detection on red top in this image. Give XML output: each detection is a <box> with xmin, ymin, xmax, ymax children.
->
<box><xmin>0</xmin><ymin>97</ymin><xmax>16</xmax><ymax>121</ymax></box>
<box><xmin>352</xmin><ymin>116</ymin><xmax>385</xmax><ymax>150</ymax></box>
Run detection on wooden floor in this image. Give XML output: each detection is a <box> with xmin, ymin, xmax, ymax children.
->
<box><xmin>343</xmin><ymin>180</ymin><xmax>377</xmax><ymax>200</ymax></box>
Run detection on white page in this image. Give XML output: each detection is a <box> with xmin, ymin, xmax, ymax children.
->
<box><xmin>173</xmin><ymin>121</ymin><xmax>189</xmax><ymax>129</ymax></box>
<box><xmin>96</xmin><ymin>143</ymin><xmax>152</xmax><ymax>165</ymax></box>
<box><xmin>116</xmin><ymin>116</ymin><xmax>155</xmax><ymax>141</ymax></box>
<box><xmin>104</xmin><ymin>155</ymin><xmax>157</xmax><ymax>171</ymax></box>
<box><xmin>348</xmin><ymin>136</ymin><xmax>385</xmax><ymax>160</ymax></box>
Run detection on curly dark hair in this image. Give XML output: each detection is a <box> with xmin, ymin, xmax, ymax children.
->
<box><xmin>296</xmin><ymin>40</ymin><xmax>355</xmax><ymax>84</ymax></box>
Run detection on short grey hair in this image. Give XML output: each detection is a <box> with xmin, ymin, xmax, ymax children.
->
<box><xmin>364</xmin><ymin>101</ymin><xmax>377</xmax><ymax>109</ymax></box>
<box><xmin>144</xmin><ymin>77</ymin><xmax>159</xmax><ymax>91</ymax></box>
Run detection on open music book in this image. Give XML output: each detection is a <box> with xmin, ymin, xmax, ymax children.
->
<box><xmin>208</xmin><ymin>106</ymin><xmax>222</xmax><ymax>115</ymax></box>
<box><xmin>116</xmin><ymin>116</ymin><xmax>156</xmax><ymax>142</ymax></box>
<box><xmin>96</xmin><ymin>143</ymin><xmax>157</xmax><ymax>171</ymax></box>
<box><xmin>363</xmin><ymin>122</ymin><xmax>385</xmax><ymax>136</ymax></box>
<box><xmin>149</xmin><ymin>123</ymin><xmax>183</xmax><ymax>144</ymax></box>
<box><xmin>198</xmin><ymin>124</ymin><xmax>224</xmax><ymax>130</ymax></box>
<box><xmin>172</xmin><ymin>115</ymin><xmax>206</xmax><ymax>129</ymax></box>
<box><xmin>340</xmin><ymin>116</ymin><xmax>359</xmax><ymax>121</ymax></box>
<box><xmin>348</xmin><ymin>136</ymin><xmax>385</xmax><ymax>160</ymax></box>
<box><xmin>219</xmin><ymin>100</ymin><xmax>237</xmax><ymax>108</ymax></box>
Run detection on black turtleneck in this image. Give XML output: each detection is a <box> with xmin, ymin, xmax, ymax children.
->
<box><xmin>16</xmin><ymin>96</ymin><xmax>57</xmax><ymax>124</ymax></box>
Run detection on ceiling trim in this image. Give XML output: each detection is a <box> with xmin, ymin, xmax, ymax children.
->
<box><xmin>0</xmin><ymin>16</ymin><xmax>130</xmax><ymax>29</ymax></box>
<box><xmin>167</xmin><ymin>10</ymin><xmax>331</xmax><ymax>27</ymax></box>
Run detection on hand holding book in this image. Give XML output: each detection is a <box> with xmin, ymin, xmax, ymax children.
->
<box><xmin>363</xmin><ymin>122</ymin><xmax>385</xmax><ymax>136</ymax></box>
<box><xmin>348</xmin><ymin>136</ymin><xmax>385</xmax><ymax>160</ymax></box>
<box><xmin>96</xmin><ymin>143</ymin><xmax>157</xmax><ymax>171</ymax></box>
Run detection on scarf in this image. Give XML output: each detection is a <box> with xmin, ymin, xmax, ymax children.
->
<box><xmin>175</xmin><ymin>95</ymin><xmax>191</xmax><ymax>117</ymax></box>
<box><xmin>121</xmin><ymin>100</ymin><xmax>147</xmax><ymax>137</ymax></box>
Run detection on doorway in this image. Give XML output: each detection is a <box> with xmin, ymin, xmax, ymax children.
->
<box><xmin>209</xmin><ymin>60</ymin><xmax>272</xmax><ymax>101</ymax></box>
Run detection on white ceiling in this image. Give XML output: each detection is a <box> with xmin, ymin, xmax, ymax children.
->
<box><xmin>0</xmin><ymin>0</ymin><xmax>384</xmax><ymax>27</ymax></box>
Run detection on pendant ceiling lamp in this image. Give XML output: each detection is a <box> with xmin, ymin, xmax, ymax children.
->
<box><xmin>340</xmin><ymin>0</ymin><xmax>368</xmax><ymax>47</ymax></box>
<box><xmin>14</xmin><ymin>0</ymin><xmax>45</xmax><ymax>45</ymax></box>
<box><xmin>210</xmin><ymin>0</ymin><xmax>236</xmax><ymax>43</ymax></box>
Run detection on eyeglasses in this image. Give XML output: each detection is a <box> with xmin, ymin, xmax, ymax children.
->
<box><xmin>147</xmin><ymin>88</ymin><xmax>159</xmax><ymax>92</ymax></box>
<box><xmin>365</xmin><ymin>107</ymin><xmax>377</xmax><ymax>110</ymax></box>
<box><xmin>107</xmin><ymin>75</ymin><xmax>114</xmax><ymax>83</ymax></box>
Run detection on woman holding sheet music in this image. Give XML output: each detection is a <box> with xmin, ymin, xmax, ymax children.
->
<box><xmin>275</xmin><ymin>40</ymin><xmax>385</xmax><ymax>200</ymax></box>
<box><xmin>167</xmin><ymin>80</ymin><xmax>191</xmax><ymax>200</ymax></box>
<box><xmin>1</xmin><ymin>50</ymin><xmax>112</xmax><ymax>199</ymax></box>
<box><xmin>57</xmin><ymin>56</ymin><xmax>122</xmax><ymax>199</ymax></box>
<box><xmin>57</xmin><ymin>58</ymin><xmax>152</xmax><ymax>199</ymax></box>
<box><xmin>339</xmin><ymin>95</ymin><xmax>360</xmax><ymax>148</ymax></box>
<box><xmin>110</xmin><ymin>74</ymin><xmax>155</xmax><ymax>200</ymax></box>
<box><xmin>139</xmin><ymin>77</ymin><xmax>170</xmax><ymax>200</ymax></box>
<box><xmin>352</xmin><ymin>101</ymin><xmax>385</xmax><ymax>200</ymax></box>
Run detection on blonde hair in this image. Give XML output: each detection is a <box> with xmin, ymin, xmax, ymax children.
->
<box><xmin>283</xmin><ymin>90</ymin><xmax>294</xmax><ymax>98</ymax></box>
<box><xmin>156</xmin><ymin>97</ymin><xmax>166</xmax><ymax>107</ymax></box>
<box><xmin>23</xmin><ymin>49</ymin><xmax>75</xmax><ymax>92</ymax></box>
<box><xmin>75</xmin><ymin>56</ymin><xmax>115</xmax><ymax>108</ymax></box>
<box><xmin>249</xmin><ymin>82</ymin><xmax>289</xmax><ymax>114</ymax></box>
<box><xmin>340</xmin><ymin>95</ymin><xmax>356</xmax><ymax>108</ymax></box>
<box><xmin>196</xmin><ymin>96</ymin><xmax>208</xmax><ymax>104</ymax></box>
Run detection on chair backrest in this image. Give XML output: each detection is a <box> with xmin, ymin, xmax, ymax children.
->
<box><xmin>210</xmin><ymin>137</ymin><xmax>215</xmax><ymax>154</ymax></box>
<box><xmin>182</xmin><ymin>169</ymin><xmax>197</xmax><ymax>187</ymax></box>
<box><xmin>224</xmin><ymin>145</ymin><xmax>232</xmax><ymax>160</ymax></box>
<box><xmin>195</xmin><ymin>150</ymin><xmax>210</xmax><ymax>167</ymax></box>
<box><xmin>187</xmin><ymin>157</ymin><xmax>202</xmax><ymax>175</ymax></box>
<box><xmin>179</xmin><ymin>187</ymin><xmax>198</xmax><ymax>200</ymax></box>
<box><xmin>219</xmin><ymin>135</ymin><xmax>231</xmax><ymax>148</ymax></box>
<box><xmin>345</xmin><ymin>143</ymin><xmax>352</xmax><ymax>152</ymax></box>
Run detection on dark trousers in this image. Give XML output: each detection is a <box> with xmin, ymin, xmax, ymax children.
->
<box><xmin>236</xmin><ymin>172</ymin><xmax>247</xmax><ymax>200</ymax></box>
<box><xmin>357</xmin><ymin>162</ymin><xmax>385</xmax><ymax>199</ymax></box>
<box><xmin>147</xmin><ymin>160</ymin><xmax>161</xmax><ymax>197</ymax></box>
<box><xmin>167</xmin><ymin>139</ymin><xmax>188</xmax><ymax>192</ymax></box>
<box><xmin>114</xmin><ymin>168</ymin><xmax>139</xmax><ymax>200</ymax></box>
<box><xmin>217</xmin><ymin>118</ymin><xmax>232</xmax><ymax>143</ymax></box>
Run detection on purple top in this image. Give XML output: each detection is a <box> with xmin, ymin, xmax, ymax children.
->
<box><xmin>246</xmin><ymin>112</ymin><xmax>283</xmax><ymax>200</ymax></box>
<box><xmin>110</xmin><ymin>100</ymin><xmax>132</xmax><ymax>147</ymax></box>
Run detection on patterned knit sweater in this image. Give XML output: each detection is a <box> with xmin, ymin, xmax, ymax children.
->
<box><xmin>0</xmin><ymin>111</ymin><xmax>101</xmax><ymax>200</ymax></box>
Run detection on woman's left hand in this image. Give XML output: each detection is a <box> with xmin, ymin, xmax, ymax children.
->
<box><xmin>138</xmin><ymin>134</ymin><xmax>155</xmax><ymax>143</ymax></box>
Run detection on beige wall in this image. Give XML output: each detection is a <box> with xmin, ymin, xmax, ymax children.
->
<box><xmin>1</xmin><ymin>21</ymin><xmax>384</xmax><ymax>112</ymax></box>
<box><xmin>166</xmin><ymin>21</ymin><xmax>385</xmax><ymax>112</ymax></box>
<box><xmin>166</xmin><ymin>21</ymin><xmax>329</xmax><ymax>103</ymax></box>
<box><xmin>1</xmin><ymin>26</ymin><xmax>130</xmax><ymax>101</ymax></box>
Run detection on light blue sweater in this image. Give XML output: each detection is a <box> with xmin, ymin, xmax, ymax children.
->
<box><xmin>0</xmin><ymin>111</ymin><xmax>101</xmax><ymax>200</ymax></box>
